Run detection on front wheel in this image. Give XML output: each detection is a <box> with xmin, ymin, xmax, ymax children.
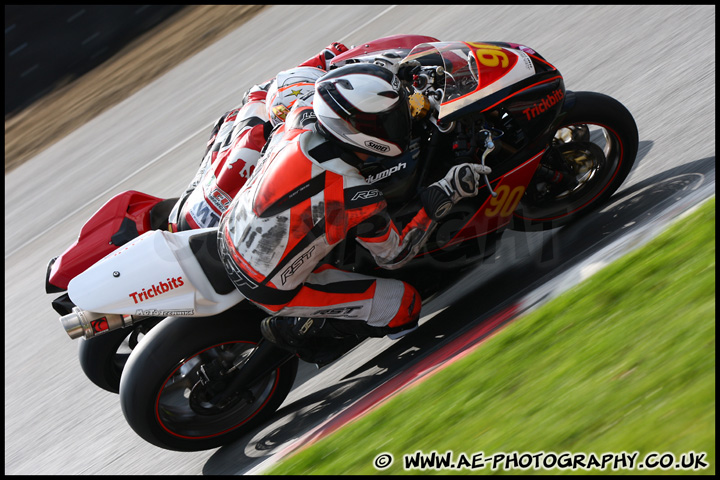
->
<box><xmin>511</xmin><ymin>91</ymin><xmax>639</xmax><ymax>231</ymax></box>
<box><xmin>119</xmin><ymin>312</ymin><xmax>298</xmax><ymax>451</ymax></box>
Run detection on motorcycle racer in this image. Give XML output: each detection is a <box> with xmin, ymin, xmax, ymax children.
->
<box><xmin>167</xmin><ymin>42</ymin><xmax>348</xmax><ymax>231</ymax></box>
<box><xmin>217</xmin><ymin>63</ymin><xmax>491</xmax><ymax>364</ymax></box>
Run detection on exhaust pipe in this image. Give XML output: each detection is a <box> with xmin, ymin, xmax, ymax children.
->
<box><xmin>60</xmin><ymin>307</ymin><xmax>138</xmax><ymax>340</ymax></box>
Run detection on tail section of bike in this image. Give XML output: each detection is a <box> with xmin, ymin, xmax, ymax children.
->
<box><xmin>46</xmin><ymin>190</ymin><xmax>175</xmax><ymax>294</ymax></box>
<box><xmin>60</xmin><ymin>228</ymin><xmax>244</xmax><ymax>339</ymax></box>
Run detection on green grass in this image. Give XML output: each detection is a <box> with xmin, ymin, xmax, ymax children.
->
<box><xmin>267</xmin><ymin>198</ymin><xmax>715</xmax><ymax>475</ymax></box>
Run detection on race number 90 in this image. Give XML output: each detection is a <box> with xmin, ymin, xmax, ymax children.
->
<box><xmin>485</xmin><ymin>185</ymin><xmax>525</xmax><ymax>217</ymax></box>
<box><xmin>468</xmin><ymin>43</ymin><xmax>510</xmax><ymax>69</ymax></box>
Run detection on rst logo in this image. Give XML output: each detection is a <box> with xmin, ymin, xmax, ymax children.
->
<box><xmin>313</xmin><ymin>306</ymin><xmax>363</xmax><ymax>317</ymax></box>
<box><xmin>523</xmin><ymin>89</ymin><xmax>564</xmax><ymax>120</ymax></box>
<box><xmin>280</xmin><ymin>246</ymin><xmax>315</xmax><ymax>285</ymax></box>
<box><xmin>364</xmin><ymin>140</ymin><xmax>390</xmax><ymax>153</ymax></box>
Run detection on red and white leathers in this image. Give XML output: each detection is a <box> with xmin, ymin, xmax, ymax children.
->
<box><xmin>168</xmin><ymin>42</ymin><xmax>348</xmax><ymax>231</ymax></box>
<box><xmin>217</xmin><ymin>125</ymin><xmax>436</xmax><ymax>331</ymax></box>
<box><xmin>169</xmin><ymin>88</ymin><xmax>270</xmax><ymax>231</ymax></box>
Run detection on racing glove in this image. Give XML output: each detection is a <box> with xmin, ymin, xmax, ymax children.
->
<box><xmin>322</xmin><ymin>42</ymin><xmax>349</xmax><ymax>59</ymax></box>
<box><xmin>299</xmin><ymin>42</ymin><xmax>349</xmax><ymax>70</ymax></box>
<box><xmin>421</xmin><ymin>163</ymin><xmax>492</xmax><ymax>221</ymax></box>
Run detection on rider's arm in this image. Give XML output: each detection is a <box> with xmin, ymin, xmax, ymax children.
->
<box><xmin>351</xmin><ymin>194</ymin><xmax>436</xmax><ymax>271</ymax></box>
<box><xmin>167</xmin><ymin>110</ymin><xmax>230</xmax><ymax>230</ymax></box>
<box><xmin>167</xmin><ymin>149</ymin><xmax>214</xmax><ymax>231</ymax></box>
<box><xmin>167</xmin><ymin>82</ymin><xmax>275</xmax><ymax>231</ymax></box>
<box><xmin>202</xmin><ymin>111</ymin><xmax>230</xmax><ymax>157</ymax></box>
<box><xmin>349</xmin><ymin>162</ymin><xmax>490</xmax><ymax>268</ymax></box>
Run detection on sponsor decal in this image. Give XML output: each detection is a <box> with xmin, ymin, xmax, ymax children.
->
<box><xmin>206</xmin><ymin>186</ymin><xmax>233</xmax><ymax>213</ymax></box>
<box><xmin>188</xmin><ymin>200</ymin><xmax>220</xmax><ymax>228</ymax></box>
<box><xmin>91</xmin><ymin>318</ymin><xmax>109</xmax><ymax>334</ymax></box>
<box><xmin>299</xmin><ymin>110</ymin><xmax>316</xmax><ymax>123</ymax></box>
<box><xmin>367</xmin><ymin>162</ymin><xmax>407</xmax><ymax>184</ymax></box>
<box><xmin>518</xmin><ymin>50</ymin><xmax>534</xmax><ymax>72</ymax></box>
<box><xmin>351</xmin><ymin>189</ymin><xmax>381</xmax><ymax>201</ymax></box>
<box><xmin>128</xmin><ymin>276</ymin><xmax>185</xmax><ymax>304</ymax></box>
<box><xmin>281</xmin><ymin>246</ymin><xmax>315</xmax><ymax>285</ymax></box>
<box><xmin>433</xmin><ymin>200</ymin><xmax>453</xmax><ymax>219</ymax></box>
<box><xmin>226</xmin><ymin>156</ymin><xmax>255</xmax><ymax>178</ymax></box>
<box><xmin>288</xmin><ymin>182</ymin><xmax>311</xmax><ymax>200</ymax></box>
<box><xmin>298</xmin><ymin>318</ymin><xmax>315</xmax><ymax>335</ymax></box>
<box><xmin>364</xmin><ymin>140</ymin><xmax>391</xmax><ymax>153</ymax></box>
<box><xmin>313</xmin><ymin>305</ymin><xmax>363</xmax><ymax>317</ymax></box>
<box><xmin>272</xmin><ymin>104</ymin><xmax>290</xmax><ymax>121</ymax></box>
<box><xmin>522</xmin><ymin>89</ymin><xmax>564</xmax><ymax>120</ymax></box>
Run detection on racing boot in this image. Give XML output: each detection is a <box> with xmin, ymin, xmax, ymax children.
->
<box><xmin>260</xmin><ymin>317</ymin><xmax>326</xmax><ymax>352</ymax></box>
<box><xmin>260</xmin><ymin>317</ymin><xmax>418</xmax><ymax>366</ymax></box>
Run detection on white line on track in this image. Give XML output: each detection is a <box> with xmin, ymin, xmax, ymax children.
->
<box><xmin>336</xmin><ymin>5</ymin><xmax>397</xmax><ymax>44</ymax></box>
<box><xmin>4</xmin><ymin>124</ymin><xmax>210</xmax><ymax>260</ymax></box>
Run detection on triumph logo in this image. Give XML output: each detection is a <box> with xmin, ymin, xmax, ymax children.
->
<box><xmin>367</xmin><ymin>162</ymin><xmax>407</xmax><ymax>184</ymax></box>
<box><xmin>523</xmin><ymin>89</ymin><xmax>564</xmax><ymax>120</ymax></box>
<box><xmin>364</xmin><ymin>140</ymin><xmax>391</xmax><ymax>153</ymax></box>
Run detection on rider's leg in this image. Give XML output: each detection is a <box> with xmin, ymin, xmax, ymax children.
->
<box><xmin>256</xmin><ymin>265</ymin><xmax>421</xmax><ymax>362</ymax></box>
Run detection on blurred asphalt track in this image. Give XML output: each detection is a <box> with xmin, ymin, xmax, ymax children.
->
<box><xmin>4</xmin><ymin>5</ymin><xmax>715</xmax><ymax>475</ymax></box>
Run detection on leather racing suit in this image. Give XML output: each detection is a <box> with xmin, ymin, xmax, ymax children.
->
<box><xmin>167</xmin><ymin>43</ymin><xmax>348</xmax><ymax>231</ymax></box>
<box><xmin>217</xmin><ymin>124</ymin><xmax>436</xmax><ymax>331</ymax></box>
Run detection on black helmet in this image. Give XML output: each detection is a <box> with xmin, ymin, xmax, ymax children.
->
<box><xmin>313</xmin><ymin>63</ymin><xmax>411</xmax><ymax>157</ymax></box>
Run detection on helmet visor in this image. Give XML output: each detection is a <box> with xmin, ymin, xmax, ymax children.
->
<box><xmin>317</xmin><ymin>82</ymin><xmax>411</xmax><ymax>156</ymax></box>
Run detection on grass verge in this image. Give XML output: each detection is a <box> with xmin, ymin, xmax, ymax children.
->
<box><xmin>267</xmin><ymin>198</ymin><xmax>715</xmax><ymax>475</ymax></box>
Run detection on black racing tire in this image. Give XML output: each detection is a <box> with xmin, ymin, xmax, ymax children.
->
<box><xmin>119</xmin><ymin>311</ymin><xmax>298</xmax><ymax>451</ymax></box>
<box><xmin>78</xmin><ymin>318</ymin><xmax>162</xmax><ymax>394</ymax></box>
<box><xmin>511</xmin><ymin>91</ymin><xmax>639</xmax><ymax>231</ymax></box>
<box><xmin>78</xmin><ymin>327</ymin><xmax>132</xmax><ymax>394</ymax></box>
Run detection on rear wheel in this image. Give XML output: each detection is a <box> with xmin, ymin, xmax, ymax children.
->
<box><xmin>119</xmin><ymin>312</ymin><xmax>298</xmax><ymax>451</ymax></box>
<box><xmin>511</xmin><ymin>91</ymin><xmax>638</xmax><ymax>230</ymax></box>
<box><xmin>78</xmin><ymin>318</ymin><xmax>160</xmax><ymax>393</ymax></box>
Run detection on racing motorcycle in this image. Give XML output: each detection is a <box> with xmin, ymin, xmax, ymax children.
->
<box><xmin>45</xmin><ymin>35</ymin><xmax>638</xmax><ymax>451</ymax></box>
